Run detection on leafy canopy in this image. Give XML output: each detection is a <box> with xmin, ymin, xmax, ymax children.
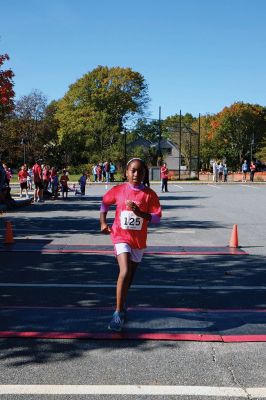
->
<box><xmin>55</xmin><ymin>66</ymin><xmax>149</xmax><ymax>164</ymax></box>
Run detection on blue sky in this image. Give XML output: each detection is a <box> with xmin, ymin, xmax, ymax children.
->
<box><xmin>1</xmin><ymin>0</ymin><xmax>266</xmax><ymax>119</ymax></box>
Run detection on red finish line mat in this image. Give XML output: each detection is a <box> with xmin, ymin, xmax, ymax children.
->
<box><xmin>0</xmin><ymin>240</ymin><xmax>248</xmax><ymax>255</ymax></box>
<box><xmin>0</xmin><ymin>307</ymin><xmax>264</xmax><ymax>342</ymax></box>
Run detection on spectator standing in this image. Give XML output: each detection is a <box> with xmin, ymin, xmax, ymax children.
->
<box><xmin>110</xmin><ymin>162</ymin><xmax>116</xmax><ymax>182</ymax></box>
<box><xmin>27</xmin><ymin>168</ymin><xmax>33</xmax><ymax>190</ymax></box>
<box><xmin>96</xmin><ymin>164</ymin><xmax>102</xmax><ymax>182</ymax></box>
<box><xmin>78</xmin><ymin>171</ymin><xmax>87</xmax><ymax>195</ymax></box>
<box><xmin>92</xmin><ymin>164</ymin><xmax>98</xmax><ymax>182</ymax></box>
<box><xmin>60</xmin><ymin>170</ymin><xmax>69</xmax><ymax>199</ymax></box>
<box><xmin>250</xmin><ymin>161</ymin><xmax>256</xmax><ymax>182</ymax></box>
<box><xmin>43</xmin><ymin>165</ymin><xmax>51</xmax><ymax>191</ymax></box>
<box><xmin>102</xmin><ymin>162</ymin><xmax>106</xmax><ymax>182</ymax></box>
<box><xmin>0</xmin><ymin>160</ymin><xmax>7</xmax><ymax>203</ymax></box>
<box><xmin>50</xmin><ymin>168</ymin><xmax>58</xmax><ymax>198</ymax></box>
<box><xmin>103</xmin><ymin>161</ymin><xmax>110</xmax><ymax>183</ymax></box>
<box><xmin>0</xmin><ymin>160</ymin><xmax>13</xmax><ymax>207</ymax></box>
<box><xmin>223</xmin><ymin>164</ymin><xmax>228</xmax><ymax>182</ymax></box>
<box><xmin>52</xmin><ymin>171</ymin><xmax>59</xmax><ymax>199</ymax></box>
<box><xmin>3</xmin><ymin>163</ymin><xmax>12</xmax><ymax>186</ymax></box>
<box><xmin>242</xmin><ymin>160</ymin><xmax>248</xmax><ymax>182</ymax></box>
<box><xmin>160</xmin><ymin>162</ymin><xmax>169</xmax><ymax>192</ymax></box>
<box><xmin>18</xmin><ymin>165</ymin><xmax>29</xmax><ymax>198</ymax></box>
<box><xmin>212</xmin><ymin>161</ymin><xmax>218</xmax><ymax>182</ymax></box>
<box><xmin>32</xmin><ymin>159</ymin><xmax>44</xmax><ymax>202</ymax></box>
<box><xmin>218</xmin><ymin>162</ymin><xmax>224</xmax><ymax>182</ymax></box>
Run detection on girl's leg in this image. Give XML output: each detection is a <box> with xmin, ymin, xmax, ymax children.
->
<box><xmin>116</xmin><ymin>253</ymin><xmax>138</xmax><ymax>312</ymax></box>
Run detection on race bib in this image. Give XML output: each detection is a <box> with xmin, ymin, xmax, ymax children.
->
<box><xmin>120</xmin><ymin>210</ymin><xmax>144</xmax><ymax>230</ymax></box>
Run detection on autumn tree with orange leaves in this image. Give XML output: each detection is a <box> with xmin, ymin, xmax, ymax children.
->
<box><xmin>0</xmin><ymin>53</ymin><xmax>15</xmax><ymax>120</ymax></box>
<box><xmin>203</xmin><ymin>102</ymin><xmax>266</xmax><ymax>170</ymax></box>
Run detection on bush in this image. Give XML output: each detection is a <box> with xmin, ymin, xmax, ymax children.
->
<box><xmin>68</xmin><ymin>164</ymin><xmax>92</xmax><ymax>174</ymax></box>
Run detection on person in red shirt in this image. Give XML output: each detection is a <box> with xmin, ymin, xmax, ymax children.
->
<box><xmin>32</xmin><ymin>159</ymin><xmax>44</xmax><ymax>202</ymax></box>
<box><xmin>160</xmin><ymin>162</ymin><xmax>169</xmax><ymax>192</ymax></box>
<box><xmin>18</xmin><ymin>165</ymin><xmax>29</xmax><ymax>198</ymax></box>
<box><xmin>43</xmin><ymin>165</ymin><xmax>51</xmax><ymax>191</ymax></box>
<box><xmin>60</xmin><ymin>170</ymin><xmax>69</xmax><ymax>199</ymax></box>
<box><xmin>100</xmin><ymin>158</ymin><xmax>162</xmax><ymax>331</ymax></box>
<box><xmin>250</xmin><ymin>161</ymin><xmax>256</xmax><ymax>182</ymax></box>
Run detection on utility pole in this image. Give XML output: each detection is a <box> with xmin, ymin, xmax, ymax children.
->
<box><xmin>179</xmin><ymin>110</ymin><xmax>182</xmax><ymax>180</ymax></box>
<box><xmin>250</xmin><ymin>128</ymin><xmax>255</xmax><ymax>162</ymax></box>
<box><xmin>198</xmin><ymin>113</ymin><xmax>201</xmax><ymax>178</ymax></box>
<box><xmin>124</xmin><ymin>127</ymin><xmax>127</xmax><ymax>167</ymax></box>
<box><xmin>158</xmin><ymin>106</ymin><xmax>162</xmax><ymax>164</ymax></box>
<box><xmin>21</xmin><ymin>138</ymin><xmax>26</xmax><ymax>164</ymax></box>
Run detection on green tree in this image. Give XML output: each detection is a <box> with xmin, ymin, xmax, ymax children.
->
<box><xmin>255</xmin><ymin>138</ymin><xmax>266</xmax><ymax>163</ymax></box>
<box><xmin>130</xmin><ymin>118</ymin><xmax>160</xmax><ymax>142</ymax></box>
<box><xmin>56</xmin><ymin>66</ymin><xmax>149</xmax><ymax>165</ymax></box>
<box><xmin>14</xmin><ymin>90</ymin><xmax>49</xmax><ymax>164</ymax></box>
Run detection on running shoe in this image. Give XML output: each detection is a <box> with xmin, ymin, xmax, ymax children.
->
<box><xmin>108</xmin><ymin>311</ymin><xmax>125</xmax><ymax>332</ymax></box>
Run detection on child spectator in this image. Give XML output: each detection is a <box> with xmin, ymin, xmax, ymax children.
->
<box><xmin>160</xmin><ymin>162</ymin><xmax>169</xmax><ymax>192</ymax></box>
<box><xmin>78</xmin><ymin>171</ymin><xmax>87</xmax><ymax>195</ymax></box>
<box><xmin>27</xmin><ymin>168</ymin><xmax>33</xmax><ymax>190</ymax></box>
<box><xmin>18</xmin><ymin>165</ymin><xmax>29</xmax><ymax>198</ymax></box>
<box><xmin>51</xmin><ymin>169</ymin><xmax>59</xmax><ymax>199</ymax></box>
<box><xmin>43</xmin><ymin>165</ymin><xmax>51</xmax><ymax>191</ymax></box>
<box><xmin>60</xmin><ymin>170</ymin><xmax>69</xmax><ymax>199</ymax></box>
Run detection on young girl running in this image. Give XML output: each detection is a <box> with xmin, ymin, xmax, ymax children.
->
<box><xmin>100</xmin><ymin>158</ymin><xmax>162</xmax><ymax>332</ymax></box>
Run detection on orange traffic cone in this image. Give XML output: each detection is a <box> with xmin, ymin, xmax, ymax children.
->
<box><xmin>229</xmin><ymin>224</ymin><xmax>239</xmax><ymax>248</ymax></box>
<box><xmin>4</xmin><ymin>220</ymin><xmax>14</xmax><ymax>244</ymax></box>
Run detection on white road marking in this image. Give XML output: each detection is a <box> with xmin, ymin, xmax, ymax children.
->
<box><xmin>241</xmin><ymin>184</ymin><xmax>260</xmax><ymax>189</ymax></box>
<box><xmin>0</xmin><ymin>228</ymin><xmax>94</xmax><ymax>232</ymax></box>
<box><xmin>208</xmin><ymin>185</ymin><xmax>221</xmax><ymax>189</ymax></box>
<box><xmin>0</xmin><ymin>385</ymin><xmax>265</xmax><ymax>397</ymax></box>
<box><xmin>174</xmin><ymin>185</ymin><xmax>184</xmax><ymax>189</ymax></box>
<box><xmin>155</xmin><ymin>229</ymin><xmax>196</xmax><ymax>233</ymax></box>
<box><xmin>0</xmin><ymin>283</ymin><xmax>265</xmax><ymax>290</ymax></box>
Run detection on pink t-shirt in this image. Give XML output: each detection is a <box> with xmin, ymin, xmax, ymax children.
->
<box><xmin>101</xmin><ymin>183</ymin><xmax>162</xmax><ymax>249</ymax></box>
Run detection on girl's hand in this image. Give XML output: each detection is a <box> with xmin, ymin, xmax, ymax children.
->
<box><xmin>126</xmin><ymin>200</ymin><xmax>151</xmax><ymax>221</ymax></box>
<box><xmin>101</xmin><ymin>223</ymin><xmax>111</xmax><ymax>234</ymax></box>
<box><xmin>126</xmin><ymin>200</ymin><xmax>140</xmax><ymax>215</ymax></box>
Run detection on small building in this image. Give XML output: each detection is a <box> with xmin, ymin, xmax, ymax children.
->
<box><xmin>127</xmin><ymin>137</ymin><xmax>152</xmax><ymax>152</ymax></box>
<box><xmin>151</xmin><ymin>139</ymin><xmax>181</xmax><ymax>170</ymax></box>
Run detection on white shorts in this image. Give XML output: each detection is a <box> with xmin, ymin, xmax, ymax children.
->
<box><xmin>114</xmin><ymin>243</ymin><xmax>145</xmax><ymax>263</ymax></box>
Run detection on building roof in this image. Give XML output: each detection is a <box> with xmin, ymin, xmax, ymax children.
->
<box><xmin>127</xmin><ymin>137</ymin><xmax>152</xmax><ymax>148</ymax></box>
<box><xmin>151</xmin><ymin>139</ymin><xmax>178</xmax><ymax>150</ymax></box>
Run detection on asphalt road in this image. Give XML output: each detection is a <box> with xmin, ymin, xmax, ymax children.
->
<box><xmin>0</xmin><ymin>182</ymin><xmax>265</xmax><ymax>399</ymax></box>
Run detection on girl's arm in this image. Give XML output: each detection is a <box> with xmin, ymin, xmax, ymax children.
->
<box><xmin>126</xmin><ymin>200</ymin><xmax>152</xmax><ymax>221</ymax></box>
<box><xmin>100</xmin><ymin>212</ymin><xmax>111</xmax><ymax>233</ymax></box>
<box><xmin>100</xmin><ymin>201</ymin><xmax>111</xmax><ymax>234</ymax></box>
